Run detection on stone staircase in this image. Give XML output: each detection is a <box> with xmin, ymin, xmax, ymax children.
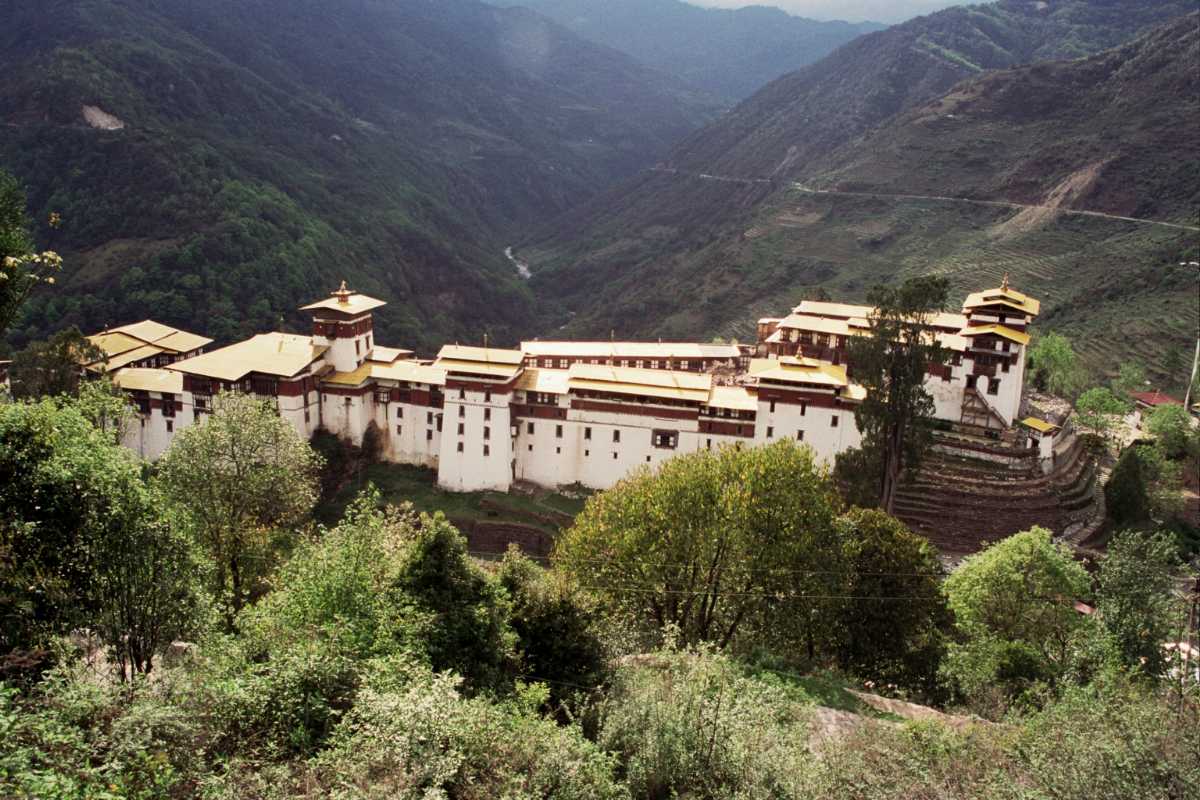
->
<box><xmin>894</xmin><ymin>429</ymin><xmax>1101</xmax><ymax>561</ymax></box>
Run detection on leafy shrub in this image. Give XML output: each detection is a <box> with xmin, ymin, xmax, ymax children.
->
<box><xmin>496</xmin><ymin>547</ymin><xmax>608</xmax><ymax>710</ymax></box>
<box><xmin>1105</xmin><ymin>447</ymin><xmax>1151</xmax><ymax>525</ymax></box>
<box><xmin>313</xmin><ymin>671</ymin><xmax>628</xmax><ymax>800</ymax></box>
<box><xmin>595</xmin><ymin>649</ymin><xmax>811</xmax><ymax>800</ymax></box>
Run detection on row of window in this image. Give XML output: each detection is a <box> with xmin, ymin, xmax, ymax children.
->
<box><xmin>534</xmin><ymin>358</ymin><xmax>704</xmax><ymax>371</ymax></box>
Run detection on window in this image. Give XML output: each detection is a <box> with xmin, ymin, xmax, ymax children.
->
<box><xmin>459</xmin><ymin>388</ymin><xmax>466</xmax><ymax>399</ymax></box>
<box><xmin>483</xmin><ymin>445</ymin><xmax>490</xmax><ymax>456</ymax></box>
<box><xmin>797</xmin><ymin>430</ymin><xmax>805</xmax><ymax>442</ymax></box>
<box><xmin>613</xmin><ymin>452</ymin><xmax>618</xmax><ymax>460</ymax></box>
<box><xmin>556</xmin><ymin>447</ymin><xmax>561</xmax><ymax>454</ymax></box>
<box><xmin>558</xmin><ymin>359</ymin><xmax>568</xmax><ymax>369</ymax></box>
<box><xmin>556</xmin><ymin>425</ymin><xmax>563</xmax><ymax>439</ymax></box>
<box><xmin>1001</xmin><ymin>341</ymin><xmax>1011</xmax><ymax>353</ymax></box>
<box><xmin>396</xmin><ymin>406</ymin><xmax>403</xmax><ymax>419</ymax></box>
<box><xmin>767</xmin><ymin>426</ymin><xmax>774</xmax><ymax>438</ymax></box>
<box><xmin>427</xmin><ymin>412</ymin><xmax>433</xmax><ymax>424</ymax></box>
<box><xmin>769</xmin><ymin>400</ymin><xmax>776</xmax><ymax>413</ymax></box>
<box><xmin>613</xmin><ymin>430</ymin><xmax>620</xmax><ymax>443</ymax></box>
<box><xmin>166</xmin><ymin>420</ymin><xmax>174</xmax><ymax>433</ymax></box>
<box><xmin>457</xmin><ymin>423</ymin><xmax>464</xmax><ymax>435</ymax></box>
<box><xmin>484</xmin><ymin>426</ymin><xmax>491</xmax><ymax>440</ymax></box>
<box><xmin>652</xmin><ymin>430</ymin><xmax>678</xmax><ymax>449</ymax></box>
<box><xmin>527</xmin><ymin>422</ymin><xmax>535</xmax><ymax>434</ymax></box>
<box><xmin>831</xmin><ymin>415</ymin><xmax>839</xmax><ymax>428</ymax></box>
<box><xmin>681</xmin><ymin>360</ymin><xmax>690</xmax><ymax>371</ymax></box>
<box><xmin>396</xmin><ymin>425</ymin><xmax>402</xmax><ymax>435</ymax></box>
<box><xmin>305</xmin><ymin>408</ymin><xmax>311</xmax><ymax>423</ymax></box>
<box><xmin>459</xmin><ymin>405</ymin><xmax>465</xmax><ymax>418</ymax></box>
<box><xmin>966</xmin><ymin>375</ymin><xmax>977</xmax><ymax>390</ymax></box>
<box><xmin>635</xmin><ymin>360</ymin><xmax>644</xmax><ymax>369</ymax></box>
<box><xmin>706</xmin><ymin>438</ymin><xmax>712</xmax><ymax>450</ymax></box>
<box><xmin>987</xmin><ymin>380</ymin><xmax>999</xmax><ymax>396</ymax></box>
<box><xmin>585</xmin><ymin>449</ymin><xmax>590</xmax><ymax>457</ymax></box>
<box><xmin>620</xmin><ymin>360</ymin><xmax>629</xmax><ymax>368</ymax></box>
<box><xmin>485</xmin><ymin>391</ymin><xmax>491</xmax><ymax>403</ymax></box>
<box><xmin>484</xmin><ymin>408</ymin><xmax>491</xmax><ymax>421</ymax></box>
<box><xmin>355</xmin><ymin>339</ymin><xmax>360</xmax><ymax>354</ymax></box>
<box><xmin>651</xmin><ymin>360</ymin><xmax>659</xmax><ymax>369</ymax></box>
<box><xmin>457</xmin><ymin>442</ymin><xmax>464</xmax><ymax>452</ymax></box>
<box><xmin>1002</xmin><ymin>362</ymin><xmax>1010</xmax><ymax>373</ymax></box>
<box><xmin>584</xmin><ymin>427</ymin><xmax>592</xmax><ymax>440</ymax></box>
<box><xmin>528</xmin><ymin>444</ymin><xmax>533</xmax><ymax>452</ymax></box>
<box><xmin>800</xmin><ymin>402</ymin><xmax>807</xmax><ymax>416</ymax></box>
<box><xmin>427</xmin><ymin>430</ymin><xmax>433</xmax><ymax>441</ymax></box>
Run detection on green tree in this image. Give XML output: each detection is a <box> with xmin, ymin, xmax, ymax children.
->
<box><xmin>942</xmin><ymin>528</ymin><xmax>1091</xmax><ymax>712</ymax></box>
<box><xmin>8</xmin><ymin>328</ymin><xmax>103</xmax><ymax>399</ymax></box>
<box><xmin>497</xmin><ymin>547</ymin><xmax>607</xmax><ymax>708</ymax></box>
<box><xmin>833</xmin><ymin>508</ymin><xmax>951</xmax><ymax>695</ymax></box>
<box><xmin>392</xmin><ymin>510</ymin><xmax>516</xmax><ymax>694</ymax></box>
<box><xmin>1094</xmin><ymin>530</ymin><xmax>1186</xmax><ymax>678</ymax></box>
<box><xmin>0</xmin><ymin>171</ymin><xmax>62</xmax><ymax>338</ymax></box>
<box><xmin>157</xmin><ymin>391</ymin><xmax>321</xmax><ymax>625</ymax></box>
<box><xmin>1028</xmin><ymin>332</ymin><xmax>1086</xmax><ymax>399</ymax></box>
<box><xmin>1105</xmin><ymin>447</ymin><xmax>1151</xmax><ymax>526</ymax></box>
<box><xmin>1073</xmin><ymin>386</ymin><xmax>1130</xmax><ymax>447</ymax></box>
<box><xmin>555</xmin><ymin>441</ymin><xmax>842</xmax><ymax>653</ymax></box>
<box><xmin>0</xmin><ymin>397</ymin><xmax>198</xmax><ymax>674</ymax></box>
<box><xmin>1145</xmin><ymin>403</ymin><xmax>1197</xmax><ymax>460</ymax></box>
<box><xmin>845</xmin><ymin>276</ymin><xmax>952</xmax><ymax>513</ymax></box>
<box><xmin>1110</xmin><ymin>362</ymin><xmax>1147</xmax><ymax>400</ymax></box>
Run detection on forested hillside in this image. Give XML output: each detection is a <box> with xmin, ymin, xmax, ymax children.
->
<box><xmin>492</xmin><ymin>0</ymin><xmax>882</xmax><ymax>101</ymax></box>
<box><xmin>0</xmin><ymin>0</ymin><xmax>716</xmax><ymax>350</ymax></box>
<box><xmin>523</xmin><ymin>0</ymin><xmax>1199</xmax><ymax>380</ymax></box>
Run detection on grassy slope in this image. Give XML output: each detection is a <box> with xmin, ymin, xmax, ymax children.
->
<box><xmin>0</xmin><ymin>0</ymin><xmax>716</xmax><ymax>352</ymax></box>
<box><xmin>525</xmin><ymin>5</ymin><xmax>1200</xmax><ymax>384</ymax></box>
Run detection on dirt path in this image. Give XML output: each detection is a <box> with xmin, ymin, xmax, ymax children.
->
<box><xmin>644</xmin><ymin>167</ymin><xmax>1200</xmax><ymax>233</ymax></box>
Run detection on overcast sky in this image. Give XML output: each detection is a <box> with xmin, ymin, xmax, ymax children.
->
<box><xmin>689</xmin><ymin>0</ymin><xmax>981</xmax><ymax>24</ymax></box>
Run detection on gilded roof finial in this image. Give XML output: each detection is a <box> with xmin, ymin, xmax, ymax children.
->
<box><xmin>333</xmin><ymin>280</ymin><xmax>352</xmax><ymax>305</ymax></box>
<box><xmin>1001</xmin><ymin>272</ymin><xmax>1010</xmax><ymax>292</ymax></box>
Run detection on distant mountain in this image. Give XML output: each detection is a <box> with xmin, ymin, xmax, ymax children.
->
<box><xmin>492</xmin><ymin>0</ymin><xmax>882</xmax><ymax>101</ymax></box>
<box><xmin>0</xmin><ymin>0</ymin><xmax>717</xmax><ymax>350</ymax></box>
<box><xmin>523</xmin><ymin>0</ymin><xmax>1199</xmax><ymax>379</ymax></box>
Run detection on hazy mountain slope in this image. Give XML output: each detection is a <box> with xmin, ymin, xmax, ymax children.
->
<box><xmin>494</xmin><ymin>0</ymin><xmax>882</xmax><ymax>101</ymax></box>
<box><xmin>524</xmin><ymin>0</ymin><xmax>1198</xmax><ymax>378</ymax></box>
<box><xmin>0</xmin><ymin>0</ymin><xmax>715</xmax><ymax>350</ymax></box>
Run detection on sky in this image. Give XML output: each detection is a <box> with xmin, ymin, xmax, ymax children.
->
<box><xmin>688</xmin><ymin>0</ymin><xmax>981</xmax><ymax>24</ymax></box>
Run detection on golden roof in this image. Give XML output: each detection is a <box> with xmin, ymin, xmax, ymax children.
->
<box><xmin>962</xmin><ymin>284</ymin><xmax>1040</xmax><ymax>316</ymax></box>
<box><xmin>749</xmin><ymin>357</ymin><xmax>849</xmax><ymax>388</ymax></box>
<box><xmin>1020</xmin><ymin>417</ymin><xmax>1059</xmax><ymax>434</ymax></box>
<box><xmin>706</xmin><ymin>385</ymin><xmax>758</xmax><ymax>412</ymax></box>
<box><xmin>110</xmin><ymin>319</ymin><xmax>180</xmax><ymax>343</ymax></box>
<box><xmin>368</xmin><ymin>345</ymin><xmax>414</xmax><ymax>364</ymax></box>
<box><xmin>102</xmin><ymin>344</ymin><xmax>165</xmax><ymax>371</ymax></box>
<box><xmin>929</xmin><ymin>311</ymin><xmax>969</xmax><ymax>330</ymax></box>
<box><xmin>323</xmin><ymin>363</ymin><xmax>374</xmax><ymax>387</ymax></box>
<box><xmin>434</xmin><ymin>359</ymin><xmax>523</xmax><ymax>379</ymax></box>
<box><xmin>170</xmin><ymin>333</ymin><xmax>328</xmax><ymax>382</ymax></box>
<box><xmin>793</xmin><ymin>299</ymin><xmax>875</xmax><ymax>319</ymax></box>
<box><xmin>300</xmin><ymin>288</ymin><xmax>388</xmax><ymax>315</ymax></box>
<box><xmin>112</xmin><ymin>367</ymin><xmax>184</xmax><ymax>394</ymax></box>
<box><xmin>520</xmin><ymin>340</ymin><xmax>739</xmax><ymax>360</ymax></box>
<box><xmin>437</xmin><ymin>345</ymin><xmax>524</xmax><ymax>365</ymax></box>
<box><xmin>777</xmin><ymin>314</ymin><xmax>852</xmax><ymax>337</ymax></box>
<box><xmin>515</xmin><ymin>368</ymin><xmax>570</xmax><ymax>395</ymax></box>
<box><xmin>88</xmin><ymin>331</ymin><xmax>146</xmax><ymax>358</ymax></box>
<box><xmin>567</xmin><ymin>363</ymin><xmax>713</xmax><ymax>403</ymax></box>
<box><xmin>153</xmin><ymin>330</ymin><xmax>213</xmax><ymax>353</ymax></box>
<box><xmin>960</xmin><ymin>324</ymin><xmax>1031</xmax><ymax>346</ymax></box>
<box><xmin>371</xmin><ymin>361</ymin><xmax>446</xmax><ymax>386</ymax></box>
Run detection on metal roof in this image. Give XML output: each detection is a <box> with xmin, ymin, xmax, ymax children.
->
<box><xmin>300</xmin><ymin>292</ymin><xmax>388</xmax><ymax>315</ymax></box>
<box><xmin>514</xmin><ymin>368</ymin><xmax>570</xmax><ymax>395</ymax></box>
<box><xmin>963</xmin><ymin>286</ymin><xmax>1040</xmax><ymax>316</ymax></box>
<box><xmin>112</xmin><ymin>367</ymin><xmax>184</xmax><ymax>394</ymax></box>
<box><xmin>520</xmin><ymin>340</ymin><xmax>740</xmax><ymax>360</ymax></box>
<box><xmin>103</xmin><ymin>344</ymin><xmax>166</xmax><ymax>370</ymax></box>
<box><xmin>706</xmin><ymin>385</ymin><xmax>758</xmax><ymax>411</ymax></box>
<box><xmin>567</xmin><ymin>363</ymin><xmax>713</xmax><ymax>403</ymax></box>
<box><xmin>1020</xmin><ymin>417</ymin><xmax>1059</xmax><ymax>434</ymax></box>
<box><xmin>371</xmin><ymin>361</ymin><xmax>447</xmax><ymax>386</ymax></box>
<box><xmin>960</xmin><ymin>324</ymin><xmax>1031</xmax><ymax>346</ymax></box>
<box><xmin>437</xmin><ymin>345</ymin><xmax>525</xmax><ymax>365</ymax></box>
<box><xmin>169</xmin><ymin>333</ymin><xmax>327</xmax><ymax>382</ymax></box>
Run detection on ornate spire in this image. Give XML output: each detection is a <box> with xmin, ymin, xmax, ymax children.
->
<box><xmin>332</xmin><ymin>280</ymin><xmax>352</xmax><ymax>305</ymax></box>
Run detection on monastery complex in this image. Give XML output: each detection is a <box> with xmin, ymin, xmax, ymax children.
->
<box><xmin>91</xmin><ymin>279</ymin><xmax>1055</xmax><ymax>494</ymax></box>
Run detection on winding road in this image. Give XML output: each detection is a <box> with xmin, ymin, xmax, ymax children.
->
<box><xmin>648</xmin><ymin>166</ymin><xmax>1200</xmax><ymax>233</ymax></box>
